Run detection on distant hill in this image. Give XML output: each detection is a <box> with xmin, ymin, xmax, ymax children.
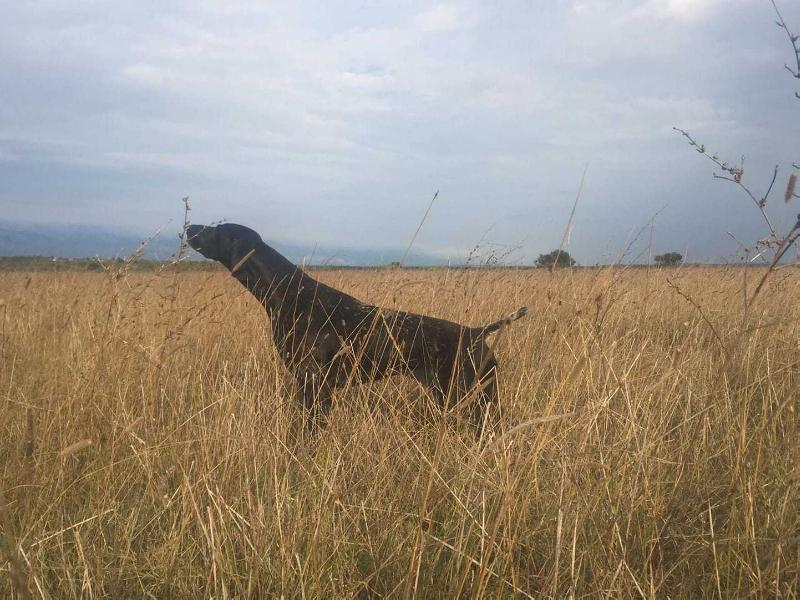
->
<box><xmin>0</xmin><ymin>220</ymin><xmax>447</xmax><ymax>266</ymax></box>
<box><xmin>0</xmin><ymin>220</ymin><xmax>184</xmax><ymax>260</ymax></box>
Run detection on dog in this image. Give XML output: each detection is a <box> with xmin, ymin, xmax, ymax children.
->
<box><xmin>186</xmin><ymin>223</ymin><xmax>527</xmax><ymax>436</ymax></box>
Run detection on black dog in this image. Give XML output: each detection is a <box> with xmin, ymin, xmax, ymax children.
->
<box><xmin>186</xmin><ymin>223</ymin><xmax>527</xmax><ymax>435</ymax></box>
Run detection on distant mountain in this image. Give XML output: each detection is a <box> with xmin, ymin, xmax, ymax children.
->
<box><xmin>0</xmin><ymin>220</ymin><xmax>179</xmax><ymax>260</ymax></box>
<box><xmin>0</xmin><ymin>220</ymin><xmax>448</xmax><ymax>266</ymax></box>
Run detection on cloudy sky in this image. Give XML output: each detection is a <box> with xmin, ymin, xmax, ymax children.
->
<box><xmin>1</xmin><ymin>0</ymin><xmax>799</xmax><ymax>263</ymax></box>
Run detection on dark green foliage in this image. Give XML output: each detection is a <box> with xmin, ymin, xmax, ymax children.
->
<box><xmin>535</xmin><ymin>250</ymin><xmax>577</xmax><ymax>268</ymax></box>
<box><xmin>654</xmin><ymin>252</ymin><xmax>683</xmax><ymax>266</ymax></box>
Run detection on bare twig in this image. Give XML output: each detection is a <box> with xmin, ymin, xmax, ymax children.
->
<box><xmin>763</xmin><ymin>164</ymin><xmax>779</xmax><ymax>203</ymax></box>
<box><xmin>771</xmin><ymin>0</ymin><xmax>800</xmax><ymax>98</ymax></box>
<box><xmin>674</xmin><ymin>128</ymin><xmax>778</xmax><ymax>237</ymax></box>
<box><xmin>176</xmin><ymin>196</ymin><xmax>192</xmax><ymax>263</ymax></box>
<box><xmin>747</xmin><ymin>215</ymin><xmax>800</xmax><ymax>307</ymax></box>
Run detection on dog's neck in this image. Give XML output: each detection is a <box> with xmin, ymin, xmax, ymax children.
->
<box><xmin>229</xmin><ymin>239</ymin><xmax>312</xmax><ymax>317</ymax></box>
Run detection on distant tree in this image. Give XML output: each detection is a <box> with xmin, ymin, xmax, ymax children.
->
<box><xmin>535</xmin><ymin>250</ymin><xmax>576</xmax><ymax>268</ymax></box>
<box><xmin>654</xmin><ymin>252</ymin><xmax>683</xmax><ymax>266</ymax></box>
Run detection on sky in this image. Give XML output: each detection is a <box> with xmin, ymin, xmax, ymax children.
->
<box><xmin>1</xmin><ymin>0</ymin><xmax>799</xmax><ymax>264</ymax></box>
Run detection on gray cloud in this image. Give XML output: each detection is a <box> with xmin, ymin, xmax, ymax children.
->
<box><xmin>1</xmin><ymin>0</ymin><xmax>798</xmax><ymax>263</ymax></box>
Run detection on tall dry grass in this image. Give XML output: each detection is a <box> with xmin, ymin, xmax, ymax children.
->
<box><xmin>0</xmin><ymin>264</ymin><xmax>798</xmax><ymax>598</ymax></box>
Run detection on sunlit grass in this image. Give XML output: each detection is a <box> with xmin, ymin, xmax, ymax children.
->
<box><xmin>1</xmin><ymin>265</ymin><xmax>798</xmax><ymax>597</ymax></box>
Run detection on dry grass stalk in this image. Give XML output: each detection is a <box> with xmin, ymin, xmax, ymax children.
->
<box><xmin>0</xmin><ymin>266</ymin><xmax>798</xmax><ymax>597</ymax></box>
<box><xmin>0</xmin><ymin>489</ymin><xmax>29</xmax><ymax>600</ymax></box>
<box><xmin>550</xmin><ymin>163</ymin><xmax>588</xmax><ymax>274</ymax></box>
<box><xmin>59</xmin><ymin>439</ymin><xmax>93</xmax><ymax>458</ymax></box>
<box><xmin>785</xmin><ymin>173</ymin><xmax>797</xmax><ymax>203</ymax></box>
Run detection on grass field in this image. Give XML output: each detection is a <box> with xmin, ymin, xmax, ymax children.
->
<box><xmin>1</xmin><ymin>265</ymin><xmax>798</xmax><ymax>598</ymax></box>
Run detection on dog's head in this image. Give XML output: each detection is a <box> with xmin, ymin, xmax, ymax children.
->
<box><xmin>186</xmin><ymin>223</ymin><xmax>263</xmax><ymax>271</ymax></box>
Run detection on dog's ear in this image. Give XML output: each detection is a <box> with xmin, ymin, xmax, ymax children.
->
<box><xmin>226</xmin><ymin>233</ymin><xmax>257</xmax><ymax>269</ymax></box>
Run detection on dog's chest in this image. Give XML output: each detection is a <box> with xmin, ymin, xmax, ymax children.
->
<box><xmin>268</xmin><ymin>301</ymin><xmax>364</xmax><ymax>364</ymax></box>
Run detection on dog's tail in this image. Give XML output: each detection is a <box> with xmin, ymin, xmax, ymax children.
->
<box><xmin>477</xmin><ymin>306</ymin><xmax>528</xmax><ymax>337</ymax></box>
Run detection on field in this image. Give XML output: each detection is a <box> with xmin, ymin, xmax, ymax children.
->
<box><xmin>1</xmin><ymin>265</ymin><xmax>798</xmax><ymax>598</ymax></box>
